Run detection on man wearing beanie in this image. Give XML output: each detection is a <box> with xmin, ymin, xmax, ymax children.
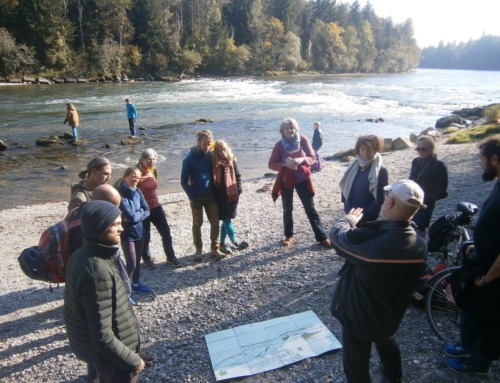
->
<box><xmin>64</xmin><ymin>200</ymin><xmax>145</xmax><ymax>382</ymax></box>
<box><xmin>328</xmin><ymin>180</ymin><xmax>427</xmax><ymax>383</ymax></box>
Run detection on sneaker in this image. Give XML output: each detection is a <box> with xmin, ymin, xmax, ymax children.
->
<box><xmin>166</xmin><ymin>256</ymin><xmax>182</xmax><ymax>267</ymax></box>
<box><xmin>194</xmin><ymin>248</ymin><xmax>203</xmax><ymax>262</ymax></box>
<box><xmin>447</xmin><ymin>358</ymin><xmax>489</xmax><ymax>376</ymax></box>
<box><xmin>319</xmin><ymin>239</ymin><xmax>333</xmax><ymax>248</ymax></box>
<box><xmin>219</xmin><ymin>243</ymin><xmax>232</xmax><ymax>255</ymax></box>
<box><xmin>143</xmin><ymin>258</ymin><xmax>156</xmax><ymax>270</ymax></box>
<box><xmin>283</xmin><ymin>237</ymin><xmax>294</xmax><ymax>247</ymax></box>
<box><xmin>210</xmin><ymin>249</ymin><xmax>226</xmax><ymax>260</ymax></box>
<box><xmin>443</xmin><ymin>344</ymin><xmax>472</xmax><ymax>358</ymax></box>
<box><xmin>132</xmin><ymin>283</ymin><xmax>152</xmax><ymax>295</ymax></box>
<box><xmin>232</xmin><ymin>241</ymin><xmax>249</xmax><ymax>250</ymax></box>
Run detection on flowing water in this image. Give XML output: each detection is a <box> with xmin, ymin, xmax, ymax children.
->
<box><xmin>1</xmin><ymin>69</ymin><xmax>499</xmax><ymax>210</ymax></box>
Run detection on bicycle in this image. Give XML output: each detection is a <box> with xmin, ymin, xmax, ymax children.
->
<box><xmin>423</xmin><ymin>202</ymin><xmax>478</xmax><ymax>343</ymax></box>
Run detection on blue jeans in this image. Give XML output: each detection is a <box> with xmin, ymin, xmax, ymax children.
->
<box><xmin>71</xmin><ymin>125</ymin><xmax>78</xmax><ymax>140</ymax></box>
<box><xmin>280</xmin><ymin>180</ymin><xmax>328</xmax><ymax>242</ymax></box>
<box><xmin>121</xmin><ymin>238</ymin><xmax>144</xmax><ymax>285</ymax></box>
<box><xmin>142</xmin><ymin>205</ymin><xmax>176</xmax><ymax>261</ymax></box>
<box><xmin>342</xmin><ymin>327</ymin><xmax>402</xmax><ymax>383</ymax></box>
<box><xmin>128</xmin><ymin>118</ymin><xmax>136</xmax><ymax>136</ymax></box>
<box><xmin>220</xmin><ymin>219</ymin><xmax>236</xmax><ymax>244</ymax></box>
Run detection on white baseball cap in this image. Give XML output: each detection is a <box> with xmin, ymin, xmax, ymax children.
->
<box><xmin>384</xmin><ymin>180</ymin><xmax>427</xmax><ymax>209</ymax></box>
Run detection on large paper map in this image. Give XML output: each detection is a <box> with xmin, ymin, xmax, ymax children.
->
<box><xmin>205</xmin><ymin>310</ymin><xmax>342</xmax><ymax>381</ymax></box>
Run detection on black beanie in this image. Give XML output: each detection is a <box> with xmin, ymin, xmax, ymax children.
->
<box><xmin>80</xmin><ymin>200</ymin><xmax>122</xmax><ymax>241</ymax></box>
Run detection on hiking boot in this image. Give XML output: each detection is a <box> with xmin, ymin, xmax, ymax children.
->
<box><xmin>132</xmin><ymin>283</ymin><xmax>152</xmax><ymax>295</ymax></box>
<box><xmin>143</xmin><ymin>258</ymin><xmax>156</xmax><ymax>270</ymax></box>
<box><xmin>166</xmin><ymin>255</ymin><xmax>182</xmax><ymax>267</ymax></box>
<box><xmin>193</xmin><ymin>248</ymin><xmax>203</xmax><ymax>262</ymax></box>
<box><xmin>319</xmin><ymin>239</ymin><xmax>333</xmax><ymax>248</ymax></box>
<box><xmin>447</xmin><ymin>358</ymin><xmax>489</xmax><ymax>376</ymax></box>
<box><xmin>232</xmin><ymin>241</ymin><xmax>249</xmax><ymax>250</ymax></box>
<box><xmin>443</xmin><ymin>344</ymin><xmax>472</xmax><ymax>358</ymax></box>
<box><xmin>283</xmin><ymin>237</ymin><xmax>294</xmax><ymax>247</ymax></box>
<box><xmin>219</xmin><ymin>243</ymin><xmax>232</xmax><ymax>255</ymax></box>
<box><xmin>210</xmin><ymin>249</ymin><xmax>226</xmax><ymax>260</ymax></box>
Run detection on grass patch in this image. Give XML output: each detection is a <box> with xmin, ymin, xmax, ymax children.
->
<box><xmin>447</xmin><ymin>124</ymin><xmax>500</xmax><ymax>144</ymax></box>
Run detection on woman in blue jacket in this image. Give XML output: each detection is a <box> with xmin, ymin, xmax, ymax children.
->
<box><xmin>118</xmin><ymin>167</ymin><xmax>151</xmax><ymax>294</ymax></box>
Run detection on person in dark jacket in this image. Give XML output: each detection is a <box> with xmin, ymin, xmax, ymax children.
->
<box><xmin>339</xmin><ymin>135</ymin><xmax>389</xmax><ymax>226</ymax></box>
<box><xmin>444</xmin><ymin>135</ymin><xmax>500</xmax><ymax>376</ymax></box>
<box><xmin>118</xmin><ymin>167</ymin><xmax>151</xmax><ymax>295</ymax></box>
<box><xmin>409</xmin><ymin>135</ymin><xmax>448</xmax><ymax>235</ymax></box>
<box><xmin>64</xmin><ymin>200</ymin><xmax>145</xmax><ymax>382</ymax></box>
<box><xmin>329</xmin><ymin>179</ymin><xmax>427</xmax><ymax>383</ymax></box>
<box><xmin>212</xmin><ymin>140</ymin><xmax>248</xmax><ymax>254</ymax></box>
<box><xmin>181</xmin><ymin>130</ymin><xmax>225</xmax><ymax>261</ymax></box>
<box><xmin>311</xmin><ymin>121</ymin><xmax>323</xmax><ymax>172</ymax></box>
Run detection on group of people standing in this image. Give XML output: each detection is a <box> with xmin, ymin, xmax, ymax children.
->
<box><xmin>60</xmin><ymin>113</ymin><xmax>499</xmax><ymax>383</ymax></box>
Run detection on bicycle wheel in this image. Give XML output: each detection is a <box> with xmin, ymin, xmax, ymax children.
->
<box><xmin>425</xmin><ymin>267</ymin><xmax>461</xmax><ymax>344</ymax></box>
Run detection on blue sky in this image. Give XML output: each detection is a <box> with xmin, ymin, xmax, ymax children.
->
<box><xmin>353</xmin><ymin>0</ymin><xmax>500</xmax><ymax>47</ymax></box>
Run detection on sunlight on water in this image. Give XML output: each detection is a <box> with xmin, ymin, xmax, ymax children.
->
<box><xmin>1</xmin><ymin>69</ymin><xmax>500</xmax><ymax>209</ymax></box>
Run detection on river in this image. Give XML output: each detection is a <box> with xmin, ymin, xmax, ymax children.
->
<box><xmin>0</xmin><ymin>68</ymin><xmax>499</xmax><ymax>210</ymax></box>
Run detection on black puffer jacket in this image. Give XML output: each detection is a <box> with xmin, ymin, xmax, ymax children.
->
<box><xmin>64</xmin><ymin>239</ymin><xmax>141</xmax><ymax>371</ymax></box>
<box><xmin>329</xmin><ymin>217</ymin><xmax>427</xmax><ymax>342</ymax></box>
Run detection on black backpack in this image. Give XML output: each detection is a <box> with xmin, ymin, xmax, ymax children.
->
<box><xmin>427</xmin><ymin>214</ymin><xmax>454</xmax><ymax>253</ymax></box>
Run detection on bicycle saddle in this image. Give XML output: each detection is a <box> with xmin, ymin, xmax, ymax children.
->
<box><xmin>456</xmin><ymin>202</ymin><xmax>478</xmax><ymax>215</ymax></box>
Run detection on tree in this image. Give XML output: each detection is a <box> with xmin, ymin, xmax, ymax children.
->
<box><xmin>177</xmin><ymin>48</ymin><xmax>202</xmax><ymax>76</ymax></box>
<box><xmin>0</xmin><ymin>27</ymin><xmax>37</xmax><ymax>77</ymax></box>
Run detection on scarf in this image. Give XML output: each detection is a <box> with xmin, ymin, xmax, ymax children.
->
<box><xmin>339</xmin><ymin>152</ymin><xmax>383</xmax><ymax>200</ymax></box>
<box><xmin>281</xmin><ymin>134</ymin><xmax>300</xmax><ymax>153</ymax></box>
<box><xmin>213</xmin><ymin>159</ymin><xmax>239</xmax><ymax>202</ymax></box>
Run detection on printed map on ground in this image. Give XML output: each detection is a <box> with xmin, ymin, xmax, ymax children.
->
<box><xmin>205</xmin><ymin>310</ymin><xmax>342</xmax><ymax>381</ymax></box>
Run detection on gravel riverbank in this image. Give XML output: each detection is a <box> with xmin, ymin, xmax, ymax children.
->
<box><xmin>0</xmin><ymin>139</ymin><xmax>498</xmax><ymax>383</ymax></box>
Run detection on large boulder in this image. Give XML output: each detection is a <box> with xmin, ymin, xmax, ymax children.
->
<box><xmin>121</xmin><ymin>136</ymin><xmax>141</xmax><ymax>145</ymax></box>
<box><xmin>36</xmin><ymin>136</ymin><xmax>63</xmax><ymax>147</ymax></box>
<box><xmin>392</xmin><ymin>137</ymin><xmax>411</xmax><ymax>150</ymax></box>
<box><xmin>0</xmin><ymin>139</ymin><xmax>8</xmax><ymax>151</ymax></box>
<box><xmin>382</xmin><ymin>138</ymin><xmax>393</xmax><ymax>151</ymax></box>
<box><xmin>435</xmin><ymin>115</ymin><xmax>467</xmax><ymax>129</ymax></box>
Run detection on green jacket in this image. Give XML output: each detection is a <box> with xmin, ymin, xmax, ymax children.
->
<box><xmin>64</xmin><ymin>239</ymin><xmax>141</xmax><ymax>371</ymax></box>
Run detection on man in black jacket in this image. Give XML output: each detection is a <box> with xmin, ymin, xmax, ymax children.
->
<box><xmin>329</xmin><ymin>180</ymin><xmax>427</xmax><ymax>383</ymax></box>
<box><xmin>64</xmin><ymin>201</ymin><xmax>145</xmax><ymax>382</ymax></box>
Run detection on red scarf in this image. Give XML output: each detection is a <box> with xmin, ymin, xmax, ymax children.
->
<box><xmin>214</xmin><ymin>159</ymin><xmax>239</xmax><ymax>202</ymax></box>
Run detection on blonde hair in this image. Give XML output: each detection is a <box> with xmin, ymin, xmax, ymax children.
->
<box><xmin>416</xmin><ymin>135</ymin><xmax>435</xmax><ymax>152</ymax></box>
<box><xmin>279</xmin><ymin>118</ymin><xmax>299</xmax><ymax>137</ymax></box>
<box><xmin>212</xmin><ymin>140</ymin><xmax>235</xmax><ymax>164</ymax></box>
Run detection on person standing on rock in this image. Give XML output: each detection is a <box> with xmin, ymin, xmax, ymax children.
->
<box><xmin>125</xmin><ymin>97</ymin><xmax>137</xmax><ymax>136</ymax></box>
<box><xmin>181</xmin><ymin>130</ymin><xmax>225</xmax><ymax>261</ymax></box>
<box><xmin>444</xmin><ymin>135</ymin><xmax>500</xmax><ymax>376</ymax></box>
<box><xmin>64</xmin><ymin>200</ymin><xmax>145</xmax><ymax>382</ymax></box>
<box><xmin>409</xmin><ymin>135</ymin><xmax>448</xmax><ymax>236</ymax></box>
<box><xmin>339</xmin><ymin>134</ymin><xmax>388</xmax><ymax>226</ymax></box>
<box><xmin>268</xmin><ymin>117</ymin><xmax>332</xmax><ymax>248</ymax></box>
<box><xmin>63</xmin><ymin>103</ymin><xmax>79</xmax><ymax>142</ymax></box>
<box><xmin>329</xmin><ymin>180</ymin><xmax>427</xmax><ymax>383</ymax></box>
<box><xmin>68</xmin><ymin>156</ymin><xmax>112</xmax><ymax>212</ymax></box>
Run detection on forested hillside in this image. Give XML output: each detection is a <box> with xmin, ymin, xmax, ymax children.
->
<box><xmin>420</xmin><ymin>35</ymin><xmax>500</xmax><ymax>71</ymax></box>
<box><xmin>0</xmin><ymin>0</ymin><xmax>421</xmax><ymax>79</ymax></box>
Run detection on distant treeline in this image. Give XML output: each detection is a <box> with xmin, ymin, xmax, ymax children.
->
<box><xmin>0</xmin><ymin>0</ymin><xmax>421</xmax><ymax>79</ymax></box>
<box><xmin>420</xmin><ymin>35</ymin><xmax>500</xmax><ymax>71</ymax></box>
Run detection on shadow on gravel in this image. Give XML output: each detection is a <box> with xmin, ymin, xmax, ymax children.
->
<box><xmin>0</xmin><ymin>285</ymin><xmax>63</xmax><ymax>316</ymax></box>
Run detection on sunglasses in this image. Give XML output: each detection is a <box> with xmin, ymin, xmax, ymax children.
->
<box><xmin>415</xmin><ymin>147</ymin><xmax>429</xmax><ymax>152</ymax></box>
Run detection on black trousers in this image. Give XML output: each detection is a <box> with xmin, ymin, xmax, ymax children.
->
<box><xmin>342</xmin><ymin>327</ymin><xmax>402</xmax><ymax>383</ymax></box>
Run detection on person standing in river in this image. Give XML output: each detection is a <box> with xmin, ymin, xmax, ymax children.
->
<box><xmin>63</xmin><ymin>103</ymin><xmax>80</xmax><ymax>142</ymax></box>
<box><xmin>125</xmin><ymin>98</ymin><xmax>138</xmax><ymax>136</ymax></box>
